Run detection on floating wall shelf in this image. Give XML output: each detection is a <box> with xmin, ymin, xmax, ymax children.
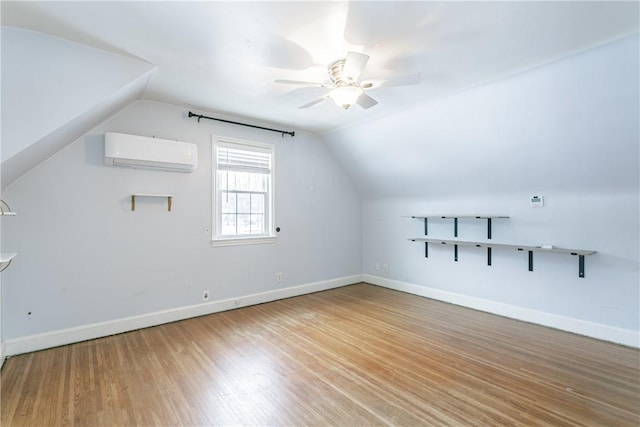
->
<box><xmin>131</xmin><ymin>194</ymin><xmax>174</xmax><ymax>212</ymax></box>
<box><xmin>412</xmin><ymin>215</ymin><xmax>509</xmax><ymax>239</ymax></box>
<box><xmin>410</xmin><ymin>213</ymin><xmax>596</xmax><ymax>278</ymax></box>
<box><xmin>410</xmin><ymin>237</ymin><xmax>596</xmax><ymax>278</ymax></box>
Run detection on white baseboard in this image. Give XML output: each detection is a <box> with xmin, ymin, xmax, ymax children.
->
<box><xmin>1</xmin><ymin>342</ymin><xmax>5</xmax><ymax>370</ymax></box>
<box><xmin>364</xmin><ymin>274</ymin><xmax>640</xmax><ymax>349</ymax></box>
<box><xmin>4</xmin><ymin>275</ymin><xmax>363</xmax><ymax>357</ymax></box>
<box><xmin>7</xmin><ymin>274</ymin><xmax>637</xmax><ymax>357</ymax></box>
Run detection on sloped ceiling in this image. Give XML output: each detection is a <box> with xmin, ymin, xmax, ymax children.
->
<box><xmin>3</xmin><ymin>1</ymin><xmax>638</xmax><ymax>135</ymax></box>
<box><xmin>325</xmin><ymin>35</ymin><xmax>639</xmax><ymax>198</ymax></box>
<box><xmin>1</xmin><ymin>27</ymin><xmax>156</xmax><ymax>188</ymax></box>
<box><xmin>1</xmin><ymin>1</ymin><xmax>638</xmax><ymax>191</ymax></box>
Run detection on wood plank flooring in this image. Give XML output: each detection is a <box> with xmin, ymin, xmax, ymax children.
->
<box><xmin>2</xmin><ymin>283</ymin><xmax>639</xmax><ymax>426</ymax></box>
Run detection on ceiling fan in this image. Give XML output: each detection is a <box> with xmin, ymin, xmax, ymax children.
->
<box><xmin>275</xmin><ymin>52</ymin><xmax>421</xmax><ymax>110</ymax></box>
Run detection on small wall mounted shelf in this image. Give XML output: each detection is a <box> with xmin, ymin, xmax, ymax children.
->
<box><xmin>131</xmin><ymin>194</ymin><xmax>174</xmax><ymax>212</ymax></box>
<box><xmin>410</xmin><ymin>237</ymin><xmax>596</xmax><ymax>278</ymax></box>
<box><xmin>1</xmin><ymin>200</ymin><xmax>18</xmax><ymax>271</ymax></box>
<box><xmin>412</xmin><ymin>215</ymin><xmax>509</xmax><ymax>239</ymax></box>
<box><xmin>0</xmin><ymin>199</ymin><xmax>17</xmax><ymax>216</ymax></box>
<box><xmin>0</xmin><ymin>252</ymin><xmax>17</xmax><ymax>272</ymax></box>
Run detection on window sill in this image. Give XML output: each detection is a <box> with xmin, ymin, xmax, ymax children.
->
<box><xmin>211</xmin><ymin>235</ymin><xmax>277</xmax><ymax>247</ymax></box>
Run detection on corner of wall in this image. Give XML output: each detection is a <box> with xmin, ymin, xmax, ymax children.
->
<box><xmin>364</xmin><ymin>274</ymin><xmax>640</xmax><ymax>349</ymax></box>
<box><xmin>0</xmin><ymin>343</ymin><xmax>5</xmax><ymax>370</ymax></box>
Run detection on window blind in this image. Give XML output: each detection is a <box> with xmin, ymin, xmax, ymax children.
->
<box><xmin>217</xmin><ymin>146</ymin><xmax>271</xmax><ymax>174</ymax></box>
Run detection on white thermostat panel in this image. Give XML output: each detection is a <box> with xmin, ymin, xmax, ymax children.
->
<box><xmin>530</xmin><ymin>195</ymin><xmax>544</xmax><ymax>207</ymax></box>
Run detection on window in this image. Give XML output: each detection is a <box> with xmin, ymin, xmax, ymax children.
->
<box><xmin>212</xmin><ymin>137</ymin><xmax>275</xmax><ymax>246</ymax></box>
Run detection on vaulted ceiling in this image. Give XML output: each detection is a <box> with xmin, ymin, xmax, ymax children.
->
<box><xmin>1</xmin><ymin>1</ymin><xmax>639</xmax><ymax>190</ymax></box>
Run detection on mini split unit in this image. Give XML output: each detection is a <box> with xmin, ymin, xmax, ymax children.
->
<box><xmin>104</xmin><ymin>132</ymin><xmax>198</xmax><ymax>172</ymax></box>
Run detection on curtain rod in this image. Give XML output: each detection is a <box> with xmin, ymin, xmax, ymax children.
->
<box><xmin>188</xmin><ymin>111</ymin><xmax>295</xmax><ymax>138</ymax></box>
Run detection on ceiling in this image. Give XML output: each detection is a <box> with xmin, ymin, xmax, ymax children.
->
<box><xmin>1</xmin><ymin>1</ymin><xmax>638</xmax><ymax>134</ymax></box>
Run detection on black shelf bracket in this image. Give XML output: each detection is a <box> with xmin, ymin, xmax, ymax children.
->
<box><xmin>575</xmin><ymin>253</ymin><xmax>586</xmax><ymax>278</ymax></box>
<box><xmin>517</xmin><ymin>248</ymin><xmax>534</xmax><ymax>271</ymax></box>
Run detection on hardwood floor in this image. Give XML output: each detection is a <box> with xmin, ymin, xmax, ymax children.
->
<box><xmin>2</xmin><ymin>283</ymin><xmax>639</xmax><ymax>426</ymax></box>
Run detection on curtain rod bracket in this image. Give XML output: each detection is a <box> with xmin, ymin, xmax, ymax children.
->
<box><xmin>188</xmin><ymin>111</ymin><xmax>294</xmax><ymax>138</ymax></box>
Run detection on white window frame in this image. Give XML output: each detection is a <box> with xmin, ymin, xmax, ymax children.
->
<box><xmin>211</xmin><ymin>136</ymin><xmax>276</xmax><ymax>246</ymax></box>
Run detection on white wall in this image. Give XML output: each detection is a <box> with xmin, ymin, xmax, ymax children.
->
<box><xmin>364</xmin><ymin>192</ymin><xmax>638</xmax><ymax>337</ymax></box>
<box><xmin>0</xmin><ymin>136</ymin><xmax>3</xmax><ymax>365</ymax></box>
<box><xmin>327</xmin><ymin>35</ymin><xmax>639</xmax><ymax>345</ymax></box>
<box><xmin>1</xmin><ymin>100</ymin><xmax>362</xmax><ymax>343</ymax></box>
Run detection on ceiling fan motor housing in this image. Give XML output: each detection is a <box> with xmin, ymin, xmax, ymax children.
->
<box><xmin>329</xmin><ymin>59</ymin><xmax>353</xmax><ymax>85</ymax></box>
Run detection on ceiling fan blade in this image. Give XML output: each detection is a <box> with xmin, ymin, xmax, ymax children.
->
<box><xmin>357</xmin><ymin>92</ymin><xmax>378</xmax><ymax>109</ymax></box>
<box><xmin>275</xmin><ymin>79</ymin><xmax>329</xmax><ymax>87</ymax></box>
<box><xmin>363</xmin><ymin>73</ymin><xmax>422</xmax><ymax>89</ymax></box>
<box><xmin>342</xmin><ymin>52</ymin><xmax>369</xmax><ymax>82</ymax></box>
<box><xmin>261</xmin><ymin>35</ymin><xmax>314</xmax><ymax>70</ymax></box>
<box><xmin>299</xmin><ymin>96</ymin><xmax>327</xmax><ymax>109</ymax></box>
<box><xmin>238</xmin><ymin>35</ymin><xmax>314</xmax><ymax>70</ymax></box>
<box><xmin>344</xmin><ymin>2</ymin><xmax>436</xmax><ymax>46</ymax></box>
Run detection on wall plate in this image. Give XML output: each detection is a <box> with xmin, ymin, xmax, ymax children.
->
<box><xmin>530</xmin><ymin>195</ymin><xmax>544</xmax><ymax>207</ymax></box>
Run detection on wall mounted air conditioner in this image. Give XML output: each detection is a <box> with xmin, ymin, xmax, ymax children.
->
<box><xmin>104</xmin><ymin>132</ymin><xmax>198</xmax><ymax>172</ymax></box>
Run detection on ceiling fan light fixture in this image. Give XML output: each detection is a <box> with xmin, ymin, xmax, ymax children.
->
<box><xmin>328</xmin><ymin>85</ymin><xmax>363</xmax><ymax>110</ymax></box>
<box><xmin>276</xmin><ymin>51</ymin><xmax>403</xmax><ymax>111</ymax></box>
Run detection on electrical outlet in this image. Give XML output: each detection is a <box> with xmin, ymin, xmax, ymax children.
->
<box><xmin>375</xmin><ymin>263</ymin><xmax>380</xmax><ymax>271</ymax></box>
<box><xmin>383</xmin><ymin>263</ymin><xmax>389</xmax><ymax>273</ymax></box>
<box><xmin>202</xmin><ymin>290</ymin><xmax>210</xmax><ymax>301</ymax></box>
<box><xmin>277</xmin><ymin>272</ymin><xmax>283</xmax><ymax>282</ymax></box>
